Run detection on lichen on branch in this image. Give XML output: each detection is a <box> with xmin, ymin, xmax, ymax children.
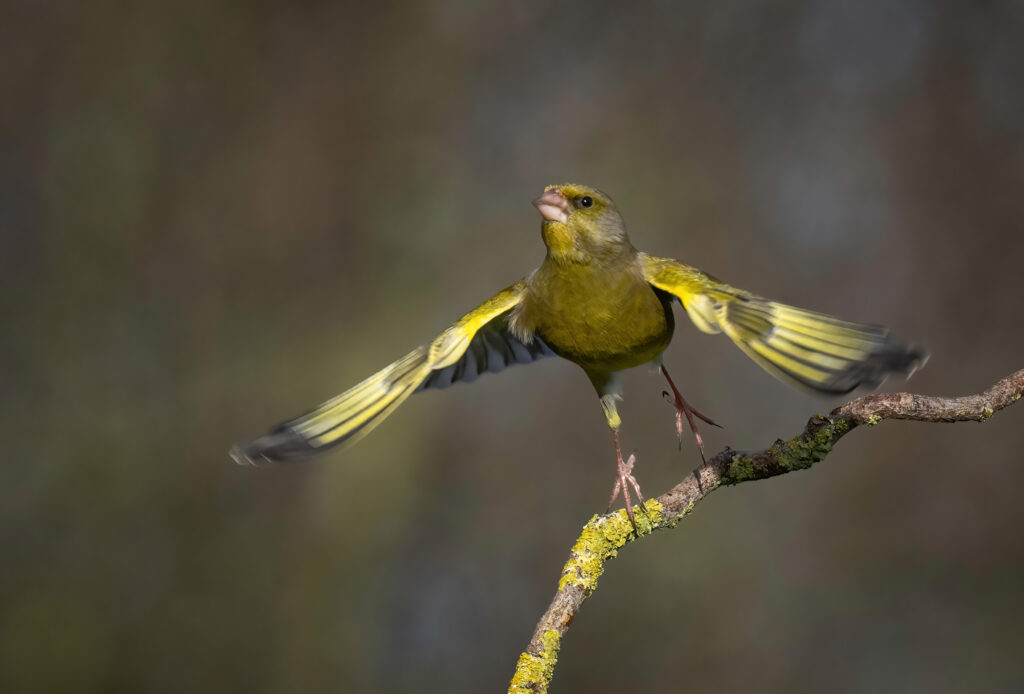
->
<box><xmin>508</xmin><ymin>369</ymin><xmax>1024</xmax><ymax>694</ymax></box>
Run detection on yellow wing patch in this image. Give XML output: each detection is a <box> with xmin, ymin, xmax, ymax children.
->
<box><xmin>640</xmin><ymin>254</ymin><xmax>926</xmax><ymax>394</ymax></box>
<box><xmin>231</xmin><ymin>281</ymin><xmax>531</xmax><ymax>464</ymax></box>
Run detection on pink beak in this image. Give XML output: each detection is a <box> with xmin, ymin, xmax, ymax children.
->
<box><xmin>532</xmin><ymin>189</ymin><xmax>570</xmax><ymax>224</ymax></box>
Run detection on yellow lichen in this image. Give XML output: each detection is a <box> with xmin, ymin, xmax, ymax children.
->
<box><xmin>508</xmin><ymin>629</ymin><xmax>561</xmax><ymax>693</ymax></box>
<box><xmin>557</xmin><ymin>500</ymin><xmax>664</xmax><ymax>592</ymax></box>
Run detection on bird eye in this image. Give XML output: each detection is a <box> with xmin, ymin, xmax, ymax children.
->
<box><xmin>579</xmin><ymin>196</ymin><xmax>593</xmax><ymax>208</ymax></box>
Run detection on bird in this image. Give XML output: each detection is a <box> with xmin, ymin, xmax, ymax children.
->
<box><xmin>231</xmin><ymin>183</ymin><xmax>926</xmax><ymax>528</ymax></box>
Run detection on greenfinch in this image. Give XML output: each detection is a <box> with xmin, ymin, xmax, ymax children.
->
<box><xmin>232</xmin><ymin>184</ymin><xmax>925</xmax><ymax>527</ymax></box>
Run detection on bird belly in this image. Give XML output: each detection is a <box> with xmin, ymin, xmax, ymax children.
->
<box><xmin>531</xmin><ymin>285</ymin><xmax>674</xmax><ymax>373</ymax></box>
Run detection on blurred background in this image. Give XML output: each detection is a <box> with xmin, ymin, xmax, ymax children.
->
<box><xmin>3</xmin><ymin>1</ymin><xmax>1024</xmax><ymax>691</ymax></box>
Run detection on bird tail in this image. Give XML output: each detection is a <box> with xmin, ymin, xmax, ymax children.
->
<box><xmin>230</xmin><ymin>347</ymin><xmax>432</xmax><ymax>465</ymax></box>
<box><xmin>716</xmin><ymin>296</ymin><xmax>927</xmax><ymax>394</ymax></box>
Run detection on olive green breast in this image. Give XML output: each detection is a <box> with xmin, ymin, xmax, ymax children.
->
<box><xmin>517</xmin><ymin>258</ymin><xmax>675</xmax><ymax>373</ymax></box>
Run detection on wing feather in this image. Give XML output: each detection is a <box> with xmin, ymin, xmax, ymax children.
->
<box><xmin>231</xmin><ymin>280</ymin><xmax>552</xmax><ymax>464</ymax></box>
<box><xmin>418</xmin><ymin>316</ymin><xmax>553</xmax><ymax>391</ymax></box>
<box><xmin>639</xmin><ymin>253</ymin><xmax>926</xmax><ymax>395</ymax></box>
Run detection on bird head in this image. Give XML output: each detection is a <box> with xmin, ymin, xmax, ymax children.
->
<box><xmin>532</xmin><ymin>183</ymin><xmax>630</xmax><ymax>263</ymax></box>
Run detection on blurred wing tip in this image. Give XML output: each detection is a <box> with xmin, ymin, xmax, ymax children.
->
<box><xmin>903</xmin><ymin>347</ymin><xmax>929</xmax><ymax>380</ymax></box>
<box><xmin>229</xmin><ymin>428</ymin><xmax>319</xmax><ymax>465</ymax></box>
<box><xmin>229</xmin><ymin>442</ymin><xmax>272</xmax><ymax>466</ymax></box>
<box><xmin>229</xmin><ymin>443</ymin><xmax>267</xmax><ymax>466</ymax></box>
<box><xmin>838</xmin><ymin>342</ymin><xmax>928</xmax><ymax>394</ymax></box>
<box><xmin>228</xmin><ymin>444</ymin><xmax>247</xmax><ymax>465</ymax></box>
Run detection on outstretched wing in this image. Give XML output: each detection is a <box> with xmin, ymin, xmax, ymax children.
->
<box><xmin>640</xmin><ymin>254</ymin><xmax>927</xmax><ymax>394</ymax></box>
<box><xmin>230</xmin><ymin>280</ymin><xmax>553</xmax><ymax>464</ymax></box>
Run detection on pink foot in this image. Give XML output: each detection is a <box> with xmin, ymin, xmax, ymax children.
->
<box><xmin>661</xmin><ymin>365</ymin><xmax>721</xmax><ymax>463</ymax></box>
<box><xmin>606</xmin><ymin>431</ymin><xmax>645</xmax><ymax>531</ymax></box>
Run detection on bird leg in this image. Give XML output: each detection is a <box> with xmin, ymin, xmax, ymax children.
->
<box><xmin>606</xmin><ymin>429</ymin><xmax>644</xmax><ymax>531</ymax></box>
<box><xmin>660</xmin><ymin>365</ymin><xmax>721</xmax><ymax>463</ymax></box>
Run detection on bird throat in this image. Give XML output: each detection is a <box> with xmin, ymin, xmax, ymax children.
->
<box><xmin>541</xmin><ymin>221</ymin><xmax>589</xmax><ymax>264</ymax></box>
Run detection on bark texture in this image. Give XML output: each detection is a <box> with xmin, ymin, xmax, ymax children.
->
<box><xmin>508</xmin><ymin>369</ymin><xmax>1024</xmax><ymax>693</ymax></box>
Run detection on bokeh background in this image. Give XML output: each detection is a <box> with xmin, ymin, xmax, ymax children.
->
<box><xmin>3</xmin><ymin>1</ymin><xmax>1024</xmax><ymax>692</ymax></box>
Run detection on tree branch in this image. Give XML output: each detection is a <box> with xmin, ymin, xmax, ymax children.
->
<box><xmin>508</xmin><ymin>369</ymin><xmax>1024</xmax><ymax>694</ymax></box>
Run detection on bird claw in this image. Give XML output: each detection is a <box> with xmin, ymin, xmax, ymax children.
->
<box><xmin>607</xmin><ymin>451</ymin><xmax>645</xmax><ymax>532</ymax></box>
<box><xmin>661</xmin><ymin>366</ymin><xmax>720</xmax><ymax>465</ymax></box>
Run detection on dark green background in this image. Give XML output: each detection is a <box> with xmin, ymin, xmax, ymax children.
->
<box><xmin>3</xmin><ymin>1</ymin><xmax>1024</xmax><ymax>691</ymax></box>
